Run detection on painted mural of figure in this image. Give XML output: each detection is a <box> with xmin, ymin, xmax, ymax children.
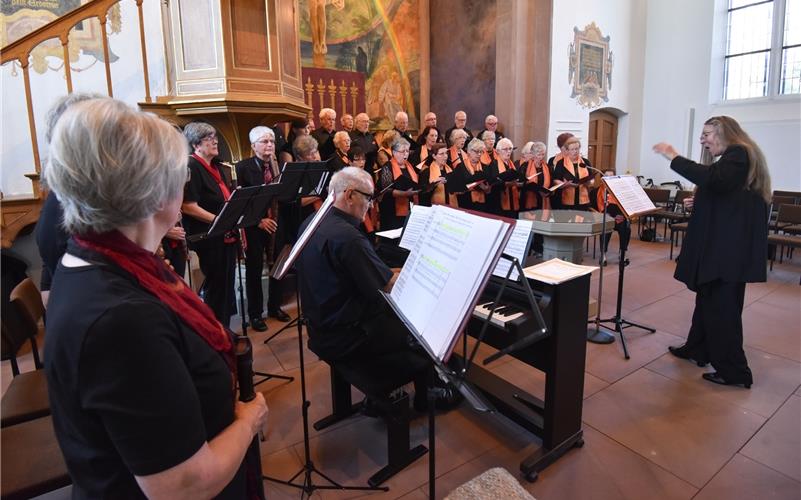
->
<box><xmin>309</xmin><ymin>0</ymin><xmax>345</xmax><ymax>56</ymax></box>
<box><xmin>366</xmin><ymin>66</ymin><xmax>387</xmax><ymax>119</ymax></box>
<box><xmin>356</xmin><ymin>46</ymin><xmax>368</xmax><ymax>73</ymax></box>
<box><xmin>379</xmin><ymin>72</ymin><xmax>403</xmax><ymax>124</ymax></box>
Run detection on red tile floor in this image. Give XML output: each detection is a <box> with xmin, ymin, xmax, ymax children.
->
<box><xmin>4</xmin><ymin>236</ymin><xmax>800</xmax><ymax>499</ymax></box>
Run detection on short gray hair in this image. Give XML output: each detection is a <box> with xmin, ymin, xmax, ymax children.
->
<box><xmin>520</xmin><ymin>142</ymin><xmax>535</xmax><ymax>156</ymax></box>
<box><xmin>184</xmin><ymin>122</ymin><xmax>216</xmax><ymax>150</ymax></box>
<box><xmin>449</xmin><ymin>128</ymin><xmax>468</xmax><ymax>143</ymax></box>
<box><xmin>391</xmin><ymin>137</ymin><xmax>411</xmax><ymax>152</ymax></box>
<box><xmin>480</xmin><ymin>130</ymin><xmax>495</xmax><ymax>141</ymax></box>
<box><xmin>44</xmin><ymin>98</ymin><xmax>188</xmax><ymax>235</ymax></box>
<box><xmin>531</xmin><ymin>141</ymin><xmax>547</xmax><ymax>155</ymax></box>
<box><xmin>293</xmin><ymin>135</ymin><xmax>318</xmax><ymax>159</ymax></box>
<box><xmin>41</xmin><ymin>92</ymin><xmax>104</xmax><ymax>186</ymax></box>
<box><xmin>497</xmin><ymin>138</ymin><xmax>513</xmax><ymax>150</ymax></box>
<box><xmin>249</xmin><ymin>126</ymin><xmax>274</xmax><ymax>144</ymax></box>
<box><xmin>319</xmin><ymin>107</ymin><xmax>336</xmax><ymax>119</ymax></box>
<box><xmin>333</xmin><ymin>131</ymin><xmax>351</xmax><ymax>148</ymax></box>
<box><xmin>466</xmin><ymin>138</ymin><xmax>486</xmax><ymax>153</ymax></box>
<box><xmin>329</xmin><ymin>166</ymin><xmax>372</xmax><ymax>196</ymax></box>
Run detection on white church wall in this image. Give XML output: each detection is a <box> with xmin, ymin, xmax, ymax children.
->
<box><xmin>1</xmin><ymin>0</ymin><xmax>167</xmax><ymax>197</ymax></box>
<box><xmin>547</xmin><ymin>0</ymin><xmax>647</xmax><ymax>170</ymax></box>
<box><xmin>638</xmin><ymin>0</ymin><xmax>801</xmax><ymax>190</ymax></box>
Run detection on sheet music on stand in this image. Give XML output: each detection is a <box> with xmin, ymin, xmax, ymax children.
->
<box><xmin>272</xmin><ymin>194</ymin><xmax>336</xmax><ymax>280</ymax></box>
<box><xmin>492</xmin><ymin>219</ymin><xmax>533</xmax><ymax>281</ymax></box>
<box><xmin>602</xmin><ymin>175</ymin><xmax>660</xmax><ymax>218</ymax></box>
<box><xmin>383</xmin><ymin>206</ymin><xmax>515</xmax><ymax>361</ymax></box>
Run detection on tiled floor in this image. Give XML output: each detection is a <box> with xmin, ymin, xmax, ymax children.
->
<box><xmin>4</xmin><ymin>236</ymin><xmax>800</xmax><ymax>499</ymax></box>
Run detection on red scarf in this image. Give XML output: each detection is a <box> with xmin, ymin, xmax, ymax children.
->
<box><xmin>73</xmin><ymin>231</ymin><xmax>235</xmax><ymax>372</ymax></box>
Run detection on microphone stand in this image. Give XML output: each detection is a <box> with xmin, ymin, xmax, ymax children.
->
<box><xmin>587</xmin><ymin>177</ymin><xmax>615</xmax><ymax>344</ymax></box>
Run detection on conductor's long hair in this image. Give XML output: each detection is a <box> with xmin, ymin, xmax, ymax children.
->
<box><xmin>700</xmin><ymin>116</ymin><xmax>771</xmax><ymax>203</ymax></box>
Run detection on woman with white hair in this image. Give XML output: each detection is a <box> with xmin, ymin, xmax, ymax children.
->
<box><xmin>447</xmin><ymin>128</ymin><xmax>469</xmax><ymax>167</ymax></box>
<box><xmin>518</xmin><ymin>141</ymin><xmax>552</xmax><ymax>211</ymax></box>
<box><xmin>485</xmin><ymin>137</ymin><xmax>521</xmax><ymax>216</ymax></box>
<box><xmin>43</xmin><ymin>98</ymin><xmax>268</xmax><ymax>498</ymax></box>
<box><xmin>181</xmin><ymin>121</ymin><xmax>238</xmax><ymax>326</ymax></box>
<box><xmin>450</xmin><ymin>138</ymin><xmax>490</xmax><ymax>211</ymax></box>
<box><xmin>330</xmin><ymin>130</ymin><xmax>352</xmax><ymax>171</ymax></box>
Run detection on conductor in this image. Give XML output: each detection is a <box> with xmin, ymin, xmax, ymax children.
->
<box><xmin>296</xmin><ymin>167</ymin><xmax>457</xmax><ymax>412</ymax></box>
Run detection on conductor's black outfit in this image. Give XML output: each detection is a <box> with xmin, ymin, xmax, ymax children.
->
<box><xmin>670</xmin><ymin>145</ymin><xmax>767</xmax><ymax>386</ymax></box>
<box><xmin>296</xmin><ymin>207</ymin><xmax>430</xmax><ymax>408</ymax></box>
<box><xmin>235</xmin><ymin>156</ymin><xmax>282</xmax><ymax>324</ymax></box>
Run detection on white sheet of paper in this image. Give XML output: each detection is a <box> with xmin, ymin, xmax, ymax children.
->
<box><xmin>602</xmin><ymin>175</ymin><xmax>657</xmax><ymax>217</ymax></box>
<box><xmin>376</xmin><ymin>227</ymin><xmax>403</xmax><ymax>239</ymax></box>
<box><xmin>523</xmin><ymin>258</ymin><xmax>597</xmax><ymax>285</ymax></box>
<box><xmin>398</xmin><ymin>204</ymin><xmax>433</xmax><ymax>250</ymax></box>
<box><xmin>390</xmin><ymin>206</ymin><xmax>510</xmax><ymax>359</ymax></box>
<box><xmin>274</xmin><ymin>194</ymin><xmax>335</xmax><ymax>279</ymax></box>
<box><xmin>492</xmin><ymin>219</ymin><xmax>533</xmax><ymax>281</ymax></box>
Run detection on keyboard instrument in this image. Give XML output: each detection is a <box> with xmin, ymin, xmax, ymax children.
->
<box><xmin>457</xmin><ymin>272</ymin><xmax>590</xmax><ymax>482</ymax></box>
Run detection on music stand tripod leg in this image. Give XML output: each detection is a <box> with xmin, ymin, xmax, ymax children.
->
<box><xmin>260</xmin><ymin>275</ymin><xmax>389</xmax><ymax>496</ymax></box>
<box><xmin>234</xmin><ymin>242</ymin><xmax>294</xmax><ymax>385</ymax></box>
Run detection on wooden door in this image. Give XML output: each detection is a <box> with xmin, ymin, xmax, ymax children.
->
<box><xmin>588</xmin><ymin>110</ymin><xmax>617</xmax><ymax>172</ymax></box>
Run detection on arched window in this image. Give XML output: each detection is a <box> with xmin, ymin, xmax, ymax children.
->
<box><xmin>724</xmin><ymin>0</ymin><xmax>800</xmax><ymax>99</ymax></box>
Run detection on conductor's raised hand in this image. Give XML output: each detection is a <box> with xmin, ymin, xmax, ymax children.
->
<box><xmin>653</xmin><ymin>142</ymin><xmax>679</xmax><ymax>161</ymax></box>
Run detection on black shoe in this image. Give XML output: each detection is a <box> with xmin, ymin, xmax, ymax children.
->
<box><xmin>267</xmin><ymin>308</ymin><xmax>291</xmax><ymax>322</ymax></box>
<box><xmin>668</xmin><ymin>345</ymin><xmax>708</xmax><ymax>367</ymax></box>
<box><xmin>702</xmin><ymin>372</ymin><xmax>752</xmax><ymax>389</ymax></box>
<box><xmin>250</xmin><ymin>317</ymin><xmax>268</xmax><ymax>332</ymax></box>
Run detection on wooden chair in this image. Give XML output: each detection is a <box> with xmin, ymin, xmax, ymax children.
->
<box><xmin>654</xmin><ymin>189</ymin><xmax>694</xmax><ymax>240</ymax></box>
<box><xmin>1</xmin><ymin>280</ymin><xmax>50</xmax><ymax>427</ymax></box>
<box><xmin>0</xmin><ymin>416</ymin><xmax>71</xmax><ymax>499</ymax></box>
<box><xmin>768</xmin><ymin>204</ymin><xmax>801</xmax><ymax>283</ymax></box>
<box><xmin>638</xmin><ymin>188</ymin><xmax>671</xmax><ymax>240</ymax></box>
<box><xmin>668</xmin><ymin>221</ymin><xmax>689</xmax><ymax>260</ymax></box>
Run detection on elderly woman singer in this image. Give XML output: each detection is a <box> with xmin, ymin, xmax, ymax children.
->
<box><xmin>43</xmin><ymin>98</ymin><xmax>268</xmax><ymax>498</ymax></box>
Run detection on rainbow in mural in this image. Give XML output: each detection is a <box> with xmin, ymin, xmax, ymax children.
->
<box><xmin>299</xmin><ymin>0</ymin><xmax>420</xmax><ymax>130</ymax></box>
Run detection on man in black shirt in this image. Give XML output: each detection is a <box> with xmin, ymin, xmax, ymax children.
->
<box><xmin>297</xmin><ymin>167</ymin><xmax>432</xmax><ymax>410</ymax></box>
<box><xmin>311</xmin><ymin>107</ymin><xmax>337</xmax><ymax>160</ymax></box>
<box><xmin>235</xmin><ymin>126</ymin><xmax>288</xmax><ymax>331</ymax></box>
<box><xmin>480</xmin><ymin>114</ymin><xmax>505</xmax><ymax>148</ymax></box>
<box><xmin>444</xmin><ymin>110</ymin><xmax>474</xmax><ymax>149</ymax></box>
<box><xmin>349</xmin><ymin>112</ymin><xmax>378</xmax><ymax>172</ymax></box>
<box><xmin>393</xmin><ymin>111</ymin><xmax>419</xmax><ymax>152</ymax></box>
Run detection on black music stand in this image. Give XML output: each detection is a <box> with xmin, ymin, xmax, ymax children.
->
<box><xmin>590</xmin><ymin>177</ymin><xmax>657</xmax><ymax>359</ymax></box>
<box><xmin>263</xmin><ymin>160</ymin><xmax>334</xmax><ymax>344</ymax></box>
<box><xmin>189</xmin><ymin>184</ymin><xmax>294</xmax><ymax>386</ymax></box>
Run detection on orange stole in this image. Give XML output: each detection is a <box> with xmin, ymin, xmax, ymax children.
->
<box><xmin>391</xmin><ymin>158</ymin><xmax>418</xmax><ymax>216</ymax></box>
<box><xmin>560</xmin><ymin>157</ymin><xmax>590</xmax><ymax>206</ymax></box>
<box><xmin>461</xmin><ymin>155</ymin><xmax>486</xmax><ymax>204</ymax></box>
<box><xmin>428</xmin><ymin>162</ymin><xmax>458</xmax><ymax>207</ymax></box>
<box><xmin>362</xmin><ymin>177</ymin><xmax>378</xmax><ymax>232</ymax></box>
<box><xmin>523</xmin><ymin>159</ymin><xmax>551</xmax><ymax>209</ymax></box>
<box><xmin>596</xmin><ymin>184</ymin><xmax>620</xmax><ymax>211</ymax></box>
<box><xmin>497</xmin><ymin>158</ymin><xmax>520</xmax><ymax>212</ymax></box>
<box><xmin>480</xmin><ymin>149</ymin><xmax>499</xmax><ymax>165</ymax></box>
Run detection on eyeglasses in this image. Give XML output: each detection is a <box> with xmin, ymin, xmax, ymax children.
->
<box><xmin>255</xmin><ymin>139</ymin><xmax>274</xmax><ymax>145</ymax></box>
<box><xmin>351</xmin><ymin>188</ymin><xmax>375</xmax><ymax>204</ymax></box>
<box><xmin>202</xmin><ymin>135</ymin><xmax>218</xmax><ymax>144</ymax></box>
<box><xmin>497</xmin><ymin>147</ymin><xmax>514</xmax><ymax>152</ymax></box>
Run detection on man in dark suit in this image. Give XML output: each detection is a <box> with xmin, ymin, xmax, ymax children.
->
<box><xmin>234</xmin><ymin>126</ymin><xmax>289</xmax><ymax>331</ymax></box>
<box><xmin>312</xmin><ymin>107</ymin><xmax>337</xmax><ymax>160</ymax></box>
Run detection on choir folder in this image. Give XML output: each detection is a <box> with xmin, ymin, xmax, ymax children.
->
<box><xmin>382</xmin><ymin>206</ymin><xmax>515</xmax><ymax>362</ymax></box>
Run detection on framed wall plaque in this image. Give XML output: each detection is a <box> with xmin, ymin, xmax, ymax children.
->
<box><xmin>568</xmin><ymin>22</ymin><xmax>613</xmax><ymax>109</ymax></box>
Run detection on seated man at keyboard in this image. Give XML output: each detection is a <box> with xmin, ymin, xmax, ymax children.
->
<box><xmin>296</xmin><ymin>167</ymin><xmax>458</xmax><ymax>412</ymax></box>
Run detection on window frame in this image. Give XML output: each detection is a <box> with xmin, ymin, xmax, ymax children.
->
<box><xmin>722</xmin><ymin>0</ymin><xmax>800</xmax><ymax>101</ymax></box>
